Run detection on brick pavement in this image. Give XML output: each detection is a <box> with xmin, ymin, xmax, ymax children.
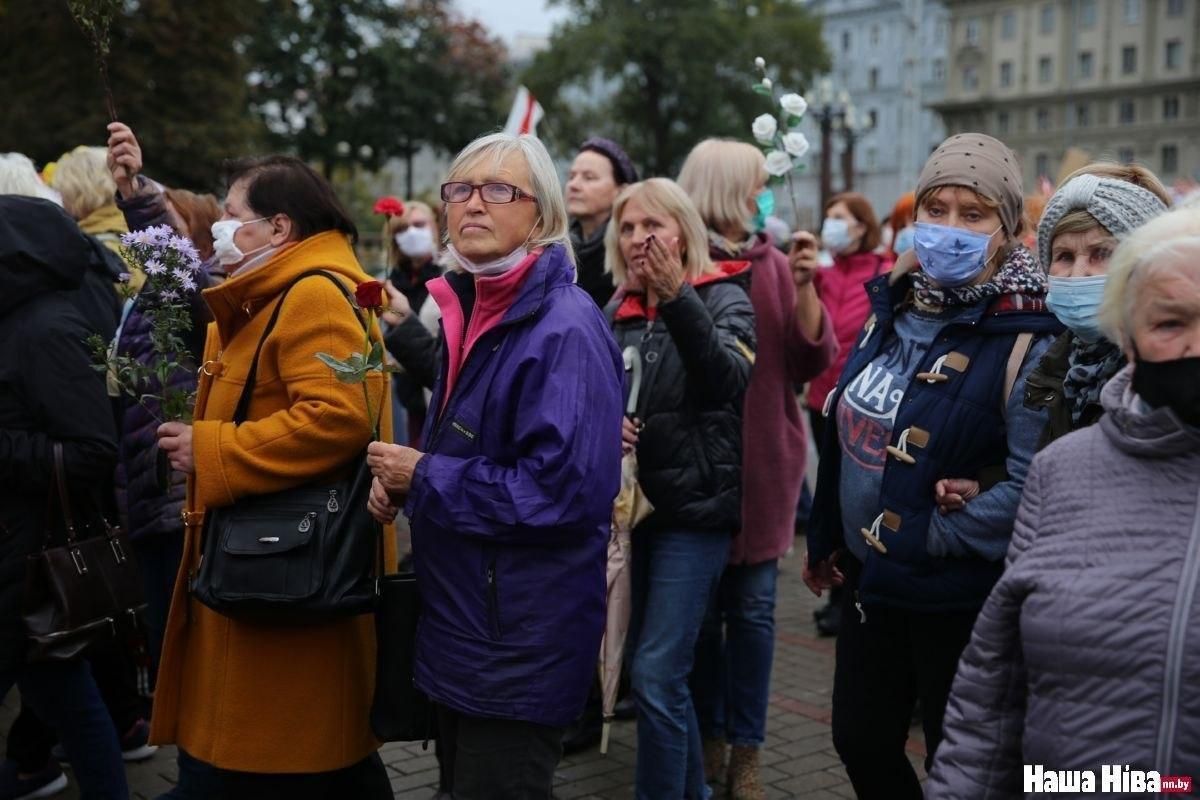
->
<box><xmin>2</xmin><ymin>554</ymin><xmax>926</xmax><ymax>799</ymax></box>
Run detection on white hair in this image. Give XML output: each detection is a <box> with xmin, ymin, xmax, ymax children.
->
<box><xmin>1098</xmin><ymin>207</ymin><xmax>1200</xmax><ymax>344</ymax></box>
<box><xmin>0</xmin><ymin>153</ymin><xmax>62</xmax><ymax>204</ymax></box>
<box><xmin>444</xmin><ymin>132</ymin><xmax>575</xmax><ymax>266</ymax></box>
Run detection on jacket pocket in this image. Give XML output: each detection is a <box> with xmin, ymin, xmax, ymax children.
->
<box><xmin>486</xmin><ymin>558</ymin><xmax>502</xmax><ymax>640</ymax></box>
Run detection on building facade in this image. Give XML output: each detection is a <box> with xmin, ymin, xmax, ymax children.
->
<box><xmin>795</xmin><ymin>0</ymin><xmax>950</xmax><ymax>225</ymax></box>
<box><xmin>933</xmin><ymin>0</ymin><xmax>1200</xmax><ymax>189</ymax></box>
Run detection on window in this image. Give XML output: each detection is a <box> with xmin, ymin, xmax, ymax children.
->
<box><xmin>1041</xmin><ymin>3</ymin><xmax>1055</xmax><ymax>34</ymax></box>
<box><xmin>843</xmin><ymin>30</ymin><xmax>851</xmax><ymax>52</ymax></box>
<box><xmin>871</xmin><ymin>25</ymin><xmax>880</xmax><ymax>46</ymax></box>
<box><xmin>963</xmin><ymin>65</ymin><xmax>979</xmax><ymax>91</ymax></box>
<box><xmin>1119</xmin><ymin>99</ymin><xmax>1136</xmax><ymax>124</ymax></box>
<box><xmin>933</xmin><ymin>59</ymin><xmax>945</xmax><ymax>82</ymax></box>
<box><xmin>1036</xmin><ymin>153</ymin><xmax>1050</xmax><ymax>177</ymax></box>
<box><xmin>1076</xmin><ymin>103</ymin><xmax>1090</xmax><ymax>127</ymax></box>
<box><xmin>997</xmin><ymin>110</ymin><xmax>1011</xmax><ymax>133</ymax></box>
<box><xmin>1162</xmin><ymin>144</ymin><xmax>1179</xmax><ymax>174</ymax></box>
<box><xmin>1036</xmin><ymin>108</ymin><xmax>1051</xmax><ymax>131</ymax></box>
<box><xmin>1164</xmin><ymin>95</ymin><xmax>1180</xmax><ymax>120</ymax></box>
<box><xmin>966</xmin><ymin>18</ymin><xmax>981</xmax><ymax>46</ymax></box>
<box><xmin>867</xmin><ymin>147</ymin><xmax>877</xmax><ymax>169</ymax></box>
<box><xmin>1117</xmin><ymin>147</ymin><xmax>1135</xmax><ymax>165</ymax></box>
<box><xmin>1167</xmin><ymin>0</ymin><xmax>1184</xmax><ymax>17</ymax></box>
<box><xmin>1078</xmin><ymin>51</ymin><xmax>1094</xmax><ymax>79</ymax></box>
<box><xmin>1166</xmin><ymin>40</ymin><xmax>1182</xmax><ymax>70</ymax></box>
<box><xmin>1124</xmin><ymin>0</ymin><xmax>1141</xmax><ymax>23</ymax></box>
<box><xmin>1000</xmin><ymin>61</ymin><xmax>1014</xmax><ymax>87</ymax></box>
<box><xmin>1122</xmin><ymin>46</ymin><xmax>1138</xmax><ymax>74</ymax></box>
<box><xmin>870</xmin><ymin>67</ymin><xmax>879</xmax><ymax>90</ymax></box>
<box><xmin>1039</xmin><ymin>56</ymin><xmax>1053</xmax><ymax>84</ymax></box>
<box><xmin>936</xmin><ymin>21</ymin><xmax>947</xmax><ymax>44</ymax></box>
<box><xmin>1001</xmin><ymin>11</ymin><xmax>1017</xmax><ymax>40</ymax></box>
<box><xmin>868</xmin><ymin>109</ymin><xmax>879</xmax><ymax>129</ymax></box>
<box><xmin>1080</xmin><ymin>0</ymin><xmax>1097</xmax><ymax>28</ymax></box>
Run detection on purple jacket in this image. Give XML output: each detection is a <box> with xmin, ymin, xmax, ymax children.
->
<box><xmin>405</xmin><ymin>244</ymin><xmax>624</xmax><ymax>727</ymax></box>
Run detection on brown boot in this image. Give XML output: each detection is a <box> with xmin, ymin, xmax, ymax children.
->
<box><xmin>703</xmin><ymin>737</ymin><xmax>728</xmax><ymax>785</ymax></box>
<box><xmin>727</xmin><ymin>745</ymin><xmax>766</xmax><ymax>800</ymax></box>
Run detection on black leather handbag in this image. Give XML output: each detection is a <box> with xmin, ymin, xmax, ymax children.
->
<box><xmin>22</xmin><ymin>443</ymin><xmax>146</xmax><ymax>662</ymax></box>
<box><xmin>191</xmin><ymin>270</ymin><xmax>380</xmax><ymax>624</ymax></box>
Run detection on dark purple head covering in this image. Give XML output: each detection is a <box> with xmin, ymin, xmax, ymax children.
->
<box><xmin>578</xmin><ymin>137</ymin><xmax>639</xmax><ymax>186</ymax></box>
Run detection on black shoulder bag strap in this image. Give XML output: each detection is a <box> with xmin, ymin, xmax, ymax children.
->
<box><xmin>231</xmin><ymin>269</ymin><xmax>368</xmax><ymax>426</ymax></box>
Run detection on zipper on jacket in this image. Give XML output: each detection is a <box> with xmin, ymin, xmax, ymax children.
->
<box><xmin>1154</xmin><ymin>483</ymin><xmax>1200</xmax><ymax>775</ymax></box>
<box><xmin>486</xmin><ymin>560</ymin><xmax>502</xmax><ymax>640</ymax></box>
<box><xmin>854</xmin><ymin>591</ymin><xmax>866</xmax><ymax>624</ymax></box>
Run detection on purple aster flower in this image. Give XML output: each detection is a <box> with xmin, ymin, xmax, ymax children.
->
<box><xmin>145</xmin><ymin>258</ymin><xmax>166</xmax><ymax>276</ymax></box>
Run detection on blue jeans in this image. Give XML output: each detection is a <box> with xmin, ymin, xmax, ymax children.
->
<box><xmin>692</xmin><ymin>559</ymin><xmax>779</xmax><ymax>747</ymax></box>
<box><xmin>0</xmin><ymin>659</ymin><xmax>127</xmax><ymax>799</ymax></box>
<box><xmin>629</xmin><ymin>529</ymin><xmax>730</xmax><ymax>800</ymax></box>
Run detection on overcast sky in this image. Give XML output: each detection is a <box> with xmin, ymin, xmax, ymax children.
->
<box><xmin>455</xmin><ymin>0</ymin><xmax>568</xmax><ymax>43</ymax></box>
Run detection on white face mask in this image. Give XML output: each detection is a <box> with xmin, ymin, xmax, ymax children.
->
<box><xmin>211</xmin><ymin>217</ymin><xmax>270</xmax><ymax>266</ymax></box>
<box><xmin>446</xmin><ymin>243</ymin><xmax>529</xmax><ymax>277</ymax></box>
<box><xmin>395</xmin><ymin>226</ymin><xmax>435</xmax><ymax>258</ymax></box>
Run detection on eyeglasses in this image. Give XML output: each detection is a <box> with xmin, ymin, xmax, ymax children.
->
<box><xmin>440</xmin><ymin>181</ymin><xmax>537</xmax><ymax>205</ymax></box>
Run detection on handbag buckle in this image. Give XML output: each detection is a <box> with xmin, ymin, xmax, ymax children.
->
<box><xmin>298</xmin><ymin>512</ymin><xmax>316</xmax><ymax>534</ymax></box>
<box><xmin>70</xmin><ymin>547</ymin><xmax>88</xmax><ymax>575</ymax></box>
<box><xmin>109</xmin><ymin>537</ymin><xmax>127</xmax><ymax>564</ymax></box>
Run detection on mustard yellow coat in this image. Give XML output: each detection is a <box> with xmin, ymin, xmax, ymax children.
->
<box><xmin>150</xmin><ymin>232</ymin><xmax>395</xmax><ymax>773</ymax></box>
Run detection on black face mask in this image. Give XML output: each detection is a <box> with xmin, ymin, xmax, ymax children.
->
<box><xmin>1132</xmin><ymin>353</ymin><xmax>1200</xmax><ymax>427</ymax></box>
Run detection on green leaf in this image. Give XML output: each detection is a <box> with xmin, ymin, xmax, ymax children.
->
<box><xmin>366</xmin><ymin>341</ymin><xmax>385</xmax><ymax>369</ymax></box>
<box><xmin>787</xmin><ymin>114</ymin><xmax>803</xmax><ymax>127</ymax></box>
<box><xmin>334</xmin><ymin>369</ymin><xmax>368</xmax><ymax>384</ymax></box>
<box><xmin>381</xmin><ymin>364</ymin><xmax>403</xmax><ymax>374</ymax></box>
<box><xmin>752</xmin><ymin>84</ymin><xmax>772</xmax><ymax>97</ymax></box>
<box><xmin>315</xmin><ymin>352</ymin><xmax>359</xmax><ymax>373</ymax></box>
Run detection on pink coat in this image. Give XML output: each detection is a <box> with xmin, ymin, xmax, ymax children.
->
<box><xmin>808</xmin><ymin>251</ymin><xmax>892</xmax><ymax>413</ymax></box>
<box><xmin>728</xmin><ymin>236</ymin><xmax>837</xmax><ymax>565</ymax></box>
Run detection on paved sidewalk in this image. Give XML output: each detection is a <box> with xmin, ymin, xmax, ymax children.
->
<box><xmin>2</xmin><ymin>554</ymin><xmax>926</xmax><ymax>799</ymax></box>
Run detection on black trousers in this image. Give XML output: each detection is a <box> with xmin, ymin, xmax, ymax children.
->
<box><xmin>436</xmin><ymin>706</ymin><xmax>564</xmax><ymax>800</ymax></box>
<box><xmin>197</xmin><ymin>752</ymin><xmax>392</xmax><ymax>800</ymax></box>
<box><xmin>830</xmin><ymin>557</ymin><xmax>979</xmax><ymax>800</ymax></box>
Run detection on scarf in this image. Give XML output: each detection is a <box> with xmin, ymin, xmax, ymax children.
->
<box><xmin>1062</xmin><ymin>336</ymin><xmax>1126</xmax><ymax>424</ymax></box>
<box><xmin>911</xmin><ymin>245</ymin><xmax>1046</xmax><ymax>309</ymax></box>
<box><xmin>708</xmin><ymin>229</ymin><xmax>752</xmax><ymax>258</ymax></box>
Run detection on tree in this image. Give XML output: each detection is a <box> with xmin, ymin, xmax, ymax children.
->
<box><xmin>0</xmin><ymin>0</ymin><xmax>262</xmax><ymax>192</ymax></box>
<box><xmin>244</xmin><ymin>0</ymin><xmax>508</xmax><ymax>189</ymax></box>
<box><xmin>523</xmin><ymin>0</ymin><xmax>830</xmax><ymax>176</ymax></box>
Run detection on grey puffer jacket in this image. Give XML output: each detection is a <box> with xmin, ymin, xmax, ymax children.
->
<box><xmin>926</xmin><ymin>365</ymin><xmax>1200</xmax><ymax>798</ymax></box>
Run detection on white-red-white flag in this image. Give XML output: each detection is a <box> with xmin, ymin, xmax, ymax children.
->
<box><xmin>503</xmin><ymin>86</ymin><xmax>545</xmax><ymax>137</ymax></box>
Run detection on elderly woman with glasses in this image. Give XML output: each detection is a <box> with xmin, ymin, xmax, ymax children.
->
<box><xmin>364</xmin><ymin>133</ymin><xmax>625</xmax><ymax>799</ymax></box>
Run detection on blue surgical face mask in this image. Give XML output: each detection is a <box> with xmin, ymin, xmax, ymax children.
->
<box><xmin>1046</xmin><ymin>274</ymin><xmax>1108</xmax><ymax>343</ymax></box>
<box><xmin>821</xmin><ymin>217</ymin><xmax>853</xmax><ymax>254</ymax></box>
<box><xmin>893</xmin><ymin>226</ymin><xmax>915</xmax><ymax>255</ymax></box>
<box><xmin>914</xmin><ymin>221</ymin><xmax>1001</xmax><ymax>288</ymax></box>
<box><xmin>752</xmin><ymin>189</ymin><xmax>775</xmax><ymax>232</ymax></box>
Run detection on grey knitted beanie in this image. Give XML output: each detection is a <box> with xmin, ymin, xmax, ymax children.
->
<box><xmin>1037</xmin><ymin>173</ymin><xmax>1168</xmax><ymax>271</ymax></box>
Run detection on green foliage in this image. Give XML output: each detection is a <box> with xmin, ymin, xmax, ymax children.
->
<box><xmin>244</xmin><ymin>0</ymin><xmax>510</xmax><ymax>180</ymax></box>
<box><xmin>0</xmin><ymin>0</ymin><xmax>262</xmax><ymax>192</ymax></box>
<box><xmin>523</xmin><ymin>0</ymin><xmax>830</xmax><ymax>175</ymax></box>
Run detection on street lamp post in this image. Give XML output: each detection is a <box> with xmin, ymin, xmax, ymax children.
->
<box><xmin>813</xmin><ymin>79</ymin><xmax>846</xmax><ymax>217</ymax></box>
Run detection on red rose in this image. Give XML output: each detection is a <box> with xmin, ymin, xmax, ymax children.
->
<box><xmin>372</xmin><ymin>196</ymin><xmax>406</xmax><ymax>217</ymax></box>
<box><xmin>354</xmin><ymin>280</ymin><xmax>386</xmax><ymax>310</ymax></box>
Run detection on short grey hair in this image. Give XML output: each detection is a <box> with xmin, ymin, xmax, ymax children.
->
<box><xmin>0</xmin><ymin>153</ymin><xmax>62</xmax><ymax>203</ymax></box>
<box><xmin>444</xmin><ymin>132</ymin><xmax>575</xmax><ymax>266</ymax></box>
<box><xmin>1098</xmin><ymin>207</ymin><xmax>1200</xmax><ymax>344</ymax></box>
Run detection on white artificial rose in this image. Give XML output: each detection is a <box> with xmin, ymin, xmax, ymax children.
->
<box><xmin>752</xmin><ymin>114</ymin><xmax>778</xmax><ymax>144</ymax></box>
<box><xmin>782</xmin><ymin>132</ymin><xmax>810</xmax><ymax>158</ymax></box>
<box><xmin>761</xmin><ymin>77</ymin><xmax>773</xmax><ymax>90</ymax></box>
<box><xmin>765</xmin><ymin>150</ymin><xmax>794</xmax><ymax>177</ymax></box>
<box><xmin>754</xmin><ymin>56</ymin><xmax>766</xmax><ymax>70</ymax></box>
<box><xmin>780</xmin><ymin>93</ymin><xmax>808</xmax><ymax>118</ymax></box>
